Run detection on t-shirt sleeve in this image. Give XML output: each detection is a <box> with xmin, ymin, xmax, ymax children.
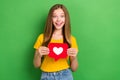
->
<box><xmin>34</xmin><ymin>34</ymin><xmax>43</xmax><ymax>49</ymax></box>
<box><xmin>71</xmin><ymin>36</ymin><xmax>78</xmax><ymax>51</ymax></box>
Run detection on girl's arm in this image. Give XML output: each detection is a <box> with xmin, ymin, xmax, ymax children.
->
<box><xmin>67</xmin><ymin>48</ymin><xmax>78</xmax><ymax>71</ymax></box>
<box><xmin>33</xmin><ymin>46</ymin><xmax>49</xmax><ymax>68</ymax></box>
<box><xmin>33</xmin><ymin>49</ymin><xmax>42</xmax><ymax>68</ymax></box>
<box><xmin>70</xmin><ymin>56</ymin><xmax>78</xmax><ymax>72</ymax></box>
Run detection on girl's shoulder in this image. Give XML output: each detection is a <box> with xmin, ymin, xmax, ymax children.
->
<box><xmin>71</xmin><ymin>35</ymin><xmax>76</xmax><ymax>40</ymax></box>
<box><xmin>36</xmin><ymin>33</ymin><xmax>44</xmax><ymax>41</ymax></box>
<box><xmin>38</xmin><ymin>33</ymin><xmax>44</xmax><ymax>38</ymax></box>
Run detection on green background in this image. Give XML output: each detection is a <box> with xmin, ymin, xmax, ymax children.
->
<box><xmin>0</xmin><ymin>0</ymin><xmax>120</xmax><ymax>80</ymax></box>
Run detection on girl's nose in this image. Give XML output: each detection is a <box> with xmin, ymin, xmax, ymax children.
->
<box><xmin>57</xmin><ymin>17</ymin><xmax>61</xmax><ymax>21</ymax></box>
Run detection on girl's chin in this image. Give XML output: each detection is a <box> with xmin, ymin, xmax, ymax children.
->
<box><xmin>55</xmin><ymin>24</ymin><xmax>64</xmax><ymax>28</ymax></box>
<box><xmin>55</xmin><ymin>25</ymin><xmax>63</xmax><ymax>28</ymax></box>
<box><xmin>54</xmin><ymin>26</ymin><xmax>63</xmax><ymax>30</ymax></box>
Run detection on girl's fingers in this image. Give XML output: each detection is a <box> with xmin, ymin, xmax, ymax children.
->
<box><xmin>67</xmin><ymin>48</ymin><xmax>78</xmax><ymax>56</ymax></box>
<box><xmin>39</xmin><ymin>46</ymin><xmax>49</xmax><ymax>55</ymax></box>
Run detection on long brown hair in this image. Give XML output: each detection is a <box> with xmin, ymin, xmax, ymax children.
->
<box><xmin>42</xmin><ymin>4</ymin><xmax>71</xmax><ymax>47</ymax></box>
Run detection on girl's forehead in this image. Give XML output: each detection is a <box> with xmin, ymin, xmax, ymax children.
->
<box><xmin>53</xmin><ymin>8</ymin><xmax>64</xmax><ymax>14</ymax></box>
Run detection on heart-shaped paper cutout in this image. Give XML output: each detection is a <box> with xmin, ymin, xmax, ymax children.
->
<box><xmin>53</xmin><ymin>47</ymin><xmax>63</xmax><ymax>55</ymax></box>
<box><xmin>48</xmin><ymin>43</ymin><xmax>68</xmax><ymax>61</ymax></box>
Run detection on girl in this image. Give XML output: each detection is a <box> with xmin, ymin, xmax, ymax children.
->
<box><xmin>33</xmin><ymin>4</ymin><xmax>78</xmax><ymax>80</ymax></box>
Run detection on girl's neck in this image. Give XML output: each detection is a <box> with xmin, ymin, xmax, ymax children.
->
<box><xmin>52</xmin><ymin>29</ymin><xmax>63</xmax><ymax>40</ymax></box>
<box><xmin>53</xmin><ymin>29</ymin><xmax>62</xmax><ymax>35</ymax></box>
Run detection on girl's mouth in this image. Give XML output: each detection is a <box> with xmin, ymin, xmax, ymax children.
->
<box><xmin>55</xmin><ymin>22</ymin><xmax>63</xmax><ymax>26</ymax></box>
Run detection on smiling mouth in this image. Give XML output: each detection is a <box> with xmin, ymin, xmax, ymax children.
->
<box><xmin>55</xmin><ymin>22</ymin><xmax>63</xmax><ymax>26</ymax></box>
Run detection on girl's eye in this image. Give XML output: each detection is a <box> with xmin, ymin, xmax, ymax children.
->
<box><xmin>52</xmin><ymin>15</ymin><xmax>65</xmax><ymax>18</ymax></box>
<box><xmin>61</xmin><ymin>15</ymin><xmax>65</xmax><ymax>18</ymax></box>
<box><xmin>52</xmin><ymin>16</ymin><xmax>57</xmax><ymax>18</ymax></box>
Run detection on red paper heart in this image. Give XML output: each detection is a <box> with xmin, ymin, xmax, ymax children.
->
<box><xmin>48</xmin><ymin>43</ymin><xmax>68</xmax><ymax>61</ymax></box>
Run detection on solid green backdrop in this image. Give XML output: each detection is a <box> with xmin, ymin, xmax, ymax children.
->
<box><xmin>0</xmin><ymin>0</ymin><xmax>120</xmax><ymax>80</ymax></box>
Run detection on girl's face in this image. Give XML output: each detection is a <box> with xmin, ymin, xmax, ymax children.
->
<box><xmin>52</xmin><ymin>8</ymin><xmax>65</xmax><ymax>30</ymax></box>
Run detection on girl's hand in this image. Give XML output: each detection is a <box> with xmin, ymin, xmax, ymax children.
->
<box><xmin>67</xmin><ymin>48</ymin><xmax>78</xmax><ymax>57</ymax></box>
<box><xmin>38</xmin><ymin>46</ymin><xmax>49</xmax><ymax>56</ymax></box>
